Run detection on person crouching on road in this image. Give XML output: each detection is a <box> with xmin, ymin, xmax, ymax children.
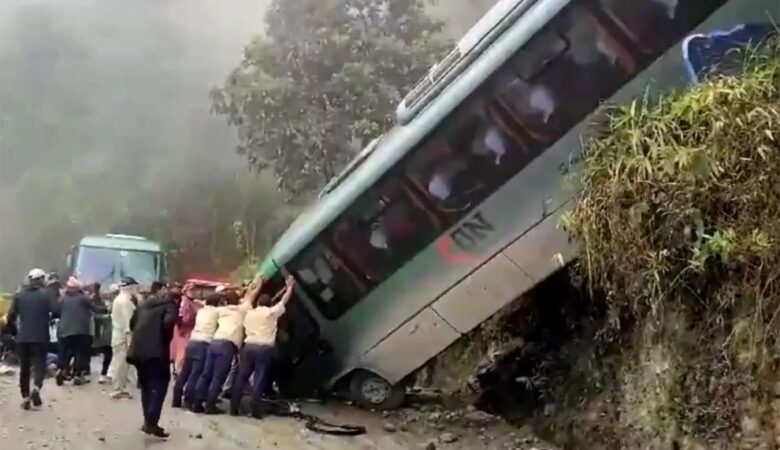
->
<box><xmin>193</xmin><ymin>280</ymin><xmax>261</xmax><ymax>414</ymax></box>
<box><xmin>171</xmin><ymin>292</ymin><xmax>221</xmax><ymax>410</ymax></box>
<box><xmin>6</xmin><ymin>269</ymin><xmax>60</xmax><ymax>410</ymax></box>
<box><xmin>126</xmin><ymin>281</ymin><xmax>178</xmax><ymax>438</ymax></box>
<box><xmin>230</xmin><ymin>275</ymin><xmax>295</xmax><ymax>417</ymax></box>
<box><xmin>56</xmin><ymin>277</ymin><xmax>107</xmax><ymax>386</ymax></box>
<box><xmin>109</xmin><ymin>277</ymin><xmax>139</xmax><ymax>399</ymax></box>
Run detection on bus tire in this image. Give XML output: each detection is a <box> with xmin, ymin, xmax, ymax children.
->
<box><xmin>348</xmin><ymin>371</ymin><xmax>405</xmax><ymax>411</ymax></box>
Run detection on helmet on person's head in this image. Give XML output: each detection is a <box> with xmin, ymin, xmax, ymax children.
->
<box><xmin>27</xmin><ymin>268</ymin><xmax>47</xmax><ymax>281</ymax></box>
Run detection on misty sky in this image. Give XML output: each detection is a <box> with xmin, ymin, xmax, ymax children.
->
<box><xmin>0</xmin><ymin>0</ymin><xmax>492</xmax><ymax>286</ymax></box>
<box><xmin>0</xmin><ymin>0</ymin><xmax>274</xmax><ymax>285</ymax></box>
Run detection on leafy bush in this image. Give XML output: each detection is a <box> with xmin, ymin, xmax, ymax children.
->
<box><xmin>562</xmin><ymin>39</ymin><xmax>780</xmax><ymax>445</ymax></box>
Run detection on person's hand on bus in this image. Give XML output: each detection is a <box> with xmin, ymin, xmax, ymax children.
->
<box><xmin>281</xmin><ymin>275</ymin><xmax>296</xmax><ymax>305</ymax></box>
<box><xmin>241</xmin><ymin>278</ymin><xmax>264</xmax><ymax>306</ymax></box>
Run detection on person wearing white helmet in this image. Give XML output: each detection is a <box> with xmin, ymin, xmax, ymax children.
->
<box><xmin>6</xmin><ymin>268</ymin><xmax>60</xmax><ymax>410</ymax></box>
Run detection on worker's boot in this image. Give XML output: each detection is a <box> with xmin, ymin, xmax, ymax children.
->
<box><xmin>204</xmin><ymin>401</ymin><xmax>225</xmax><ymax>415</ymax></box>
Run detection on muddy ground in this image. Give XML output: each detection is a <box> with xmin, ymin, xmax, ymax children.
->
<box><xmin>0</xmin><ymin>364</ymin><xmax>554</xmax><ymax>450</ymax></box>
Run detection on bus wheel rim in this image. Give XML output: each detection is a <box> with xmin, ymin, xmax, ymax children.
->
<box><xmin>362</xmin><ymin>377</ymin><xmax>390</xmax><ymax>404</ymax></box>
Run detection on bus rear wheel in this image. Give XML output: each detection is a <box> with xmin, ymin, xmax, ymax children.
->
<box><xmin>348</xmin><ymin>371</ymin><xmax>405</xmax><ymax>411</ymax></box>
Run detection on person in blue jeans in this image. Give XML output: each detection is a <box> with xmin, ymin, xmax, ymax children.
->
<box><xmin>171</xmin><ymin>293</ymin><xmax>222</xmax><ymax>409</ymax></box>
<box><xmin>193</xmin><ymin>281</ymin><xmax>261</xmax><ymax>414</ymax></box>
<box><xmin>230</xmin><ymin>276</ymin><xmax>295</xmax><ymax>417</ymax></box>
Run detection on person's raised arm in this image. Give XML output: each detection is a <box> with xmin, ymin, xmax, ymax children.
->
<box><xmin>241</xmin><ymin>278</ymin><xmax>264</xmax><ymax>307</ymax></box>
<box><xmin>280</xmin><ymin>275</ymin><xmax>296</xmax><ymax>306</ymax></box>
<box><xmin>270</xmin><ymin>276</ymin><xmax>296</xmax><ymax>317</ymax></box>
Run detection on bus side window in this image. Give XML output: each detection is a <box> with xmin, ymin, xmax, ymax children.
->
<box><xmin>331</xmin><ymin>178</ymin><xmax>440</xmax><ymax>286</ymax></box>
<box><xmin>599</xmin><ymin>0</ymin><xmax>728</xmax><ymax>55</ymax></box>
<box><xmin>497</xmin><ymin>5</ymin><xmax>637</xmax><ymax>142</ymax></box>
<box><xmin>405</xmin><ymin>92</ymin><xmax>534</xmax><ymax>223</ymax></box>
<box><xmin>288</xmin><ymin>243</ymin><xmax>365</xmax><ymax>320</ymax></box>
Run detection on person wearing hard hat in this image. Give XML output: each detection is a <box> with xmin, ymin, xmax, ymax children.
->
<box><xmin>6</xmin><ymin>269</ymin><xmax>60</xmax><ymax>410</ymax></box>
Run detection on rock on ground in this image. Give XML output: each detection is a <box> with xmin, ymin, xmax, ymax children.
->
<box><xmin>0</xmin><ymin>363</ymin><xmax>549</xmax><ymax>450</ymax></box>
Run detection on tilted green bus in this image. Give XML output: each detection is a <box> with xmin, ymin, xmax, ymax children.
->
<box><xmin>259</xmin><ymin>0</ymin><xmax>779</xmax><ymax>409</ymax></box>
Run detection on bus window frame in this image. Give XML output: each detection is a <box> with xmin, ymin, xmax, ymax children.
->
<box><xmin>293</xmin><ymin>0</ymin><xmax>733</xmax><ymax>321</ymax></box>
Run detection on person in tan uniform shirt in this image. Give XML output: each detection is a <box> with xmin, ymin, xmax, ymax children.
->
<box><xmin>193</xmin><ymin>281</ymin><xmax>261</xmax><ymax>414</ymax></box>
<box><xmin>171</xmin><ymin>293</ymin><xmax>221</xmax><ymax>410</ymax></box>
<box><xmin>229</xmin><ymin>276</ymin><xmax>295</xmax><ymax>417</ymax></box>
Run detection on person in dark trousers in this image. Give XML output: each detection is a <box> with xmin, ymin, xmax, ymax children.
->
<box><xmin>230</xmin><ymin>276</ymin><xmax>295</xmax><ymax>417</ymax></box>
<box><xmin>6</xmin><ymin>269</ymin><xmax>60</xmax><ymax>410</ymax></box>
<box><xmin>127</xmin><ymin>281</ymin><xmax>177</xmax><ymax>438</ymax></box>
<box><xmin>56</xmin><ymin>277</ymin><xmax>107</xmax><ymax>386</ymax></box>
<box><xmin>171</xmin><ymin>293</ymin><xmax>222</xmax><ymax>410</ymax></box>
<box><xmin>193</xmin><ymin>282</ymin><xmax>258</xmax><ymax>415</ymax></box>
<box><xmin>89</xmin><ymin>282</ymin><xmax>113</xmax><ymax>384</ymax></box>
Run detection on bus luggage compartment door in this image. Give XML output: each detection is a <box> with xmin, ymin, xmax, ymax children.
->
<box><xmin>430</xmin><ymin>253</ymin><xmax>536</xmax><ymax>334</ymax></box>
<box><xmin>359</xmin><ymin>307</ymin><xmax>460</xmax><ymax>384</ymax></box>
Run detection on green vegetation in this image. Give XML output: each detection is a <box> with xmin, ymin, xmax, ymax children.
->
<box><xmin>211</xmin><ymin>0</ymin><xmax>449</xmax><ymax>198</ymax></box>
<box><xmin>558</xmin><ymin>39</ymin><xmax>780</xmax><ymax>448</ymax></box>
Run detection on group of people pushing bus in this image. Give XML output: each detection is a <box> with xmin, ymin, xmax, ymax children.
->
<box><xmin>3</xmin><ymin>268</ymin><xmax>296</xmax><ymax>438</ymax></box>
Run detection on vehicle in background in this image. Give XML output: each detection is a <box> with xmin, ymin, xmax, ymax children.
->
<box><xmin>68</xmin><ymin>234</ymin><xmax>167</xmax><ymax>295</ymax></box>
<box><xmin>258</xmin><ymin>0</ymin><xmax>778</xmax><ymax>409</ymax></box>
<box><xmin>183</xmin><ymin>279</ymin><xmax>229</xmax><ymax>300</ymax></box>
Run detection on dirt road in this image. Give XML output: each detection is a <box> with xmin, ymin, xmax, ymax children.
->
<box><xmin>0</xmin><ymin>367</ymin><xmax>548</xmax><ymax>450</ymax></box>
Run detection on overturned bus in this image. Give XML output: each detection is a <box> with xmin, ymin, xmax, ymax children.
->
<box><xmin>258</xmin><ymin>0</ymin><xmax>778</xmax><ymax>409</ymax></box>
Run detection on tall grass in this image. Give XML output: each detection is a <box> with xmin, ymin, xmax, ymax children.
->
<box><xmin>562</xmin><ymin>39</ymin><xmax>780</xmax><ymax>447</ymax></box>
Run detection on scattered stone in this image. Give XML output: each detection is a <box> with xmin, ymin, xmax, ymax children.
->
<box><xmin>98</xmin><ymin>437</ymin><xmax>105</xmax><ymax>442</ymax></box>
<box><xmin>463</xmin><ymin>409</ymin><xmax>500</xmax><ymax>427</ymax></box>
<box><xmin>438</xmin><ymin>432</ymin><xmax>459</xmax><ymax>444</ymax></box>
<box><xmin>193</xmin><ymin>433</ymin><xmax>203</xmax><ymax>439</ymax></box>
<box><xmin>428</xmin><ymin>411</ymin><xmax>442</xmax><ymax>422</ymax></box>
<box><xmin>741</xmin><ymin>416</ymin><xmax>761</xmax><ymax>436</ymax></box>
<box><xmin>382</xmin><ymin>421</ymin><xmax>398</xmax><ymax>433</ymax></box>
<box><xmin>424</xmin><ymin>440</ymin><xmax>437</xmax><ymax>450</ymax></box>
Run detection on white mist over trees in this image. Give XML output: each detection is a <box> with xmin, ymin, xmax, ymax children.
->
<box><xmin>0</xmin><ymin>0</ymin><xmax>494</xmax><ymax>288</ymax></box>
<box><xmin>0</xmin><ymin>0</ymin><xmax>280</xmax><ymax>286</ymax></box>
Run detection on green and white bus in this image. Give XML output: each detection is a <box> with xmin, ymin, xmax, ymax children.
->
<box><xmin>68</xmin><ymin>234</ymin><xmax>168</xmax><ymax>294</ymax></box>
<box><xmin>259</xmin><ymin>0</ymin><xmax>779</xmax><ymax>409</ymax></box>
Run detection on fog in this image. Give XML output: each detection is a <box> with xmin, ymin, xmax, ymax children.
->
<box><xmin>0</xmin><ymin>0</ymin><xmax>495</xmax><ymax>288</ymax></box>
<box><xmin>0</xmin><ymin>0</ymin><xmax>274</xmax><ymax>287</ymax></box>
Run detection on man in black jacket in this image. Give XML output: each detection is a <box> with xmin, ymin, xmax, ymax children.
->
<box><xmin>6</xmin><ymin>269</ymin><xmax>60</xmax><ymax>410</ymax></box>
<box><xmin>127</xmin><ymin>282</ymin><xmax>177</xmax><ymax>438</ymax></box>
<box><xmin>56</xmin><ymin>277</ymin><xmax>108</xmax><ymax>386</ymax></box>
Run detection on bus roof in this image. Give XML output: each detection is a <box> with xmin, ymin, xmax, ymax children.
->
<box><xmin>79</xmin><ymin>235</ymin><xmax>163</xmax><ymax>253</ymax></box>
<box><xmin>262</xmin><ymin>0</ymin><xmax>565</xmax><ymax>268</ymax></box>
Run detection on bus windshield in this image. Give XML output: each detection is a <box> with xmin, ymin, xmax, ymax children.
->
<box><xmin>75</xmin><ymin>246</ymin><xmax>160</xmax><ymax>286</ymax></box>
